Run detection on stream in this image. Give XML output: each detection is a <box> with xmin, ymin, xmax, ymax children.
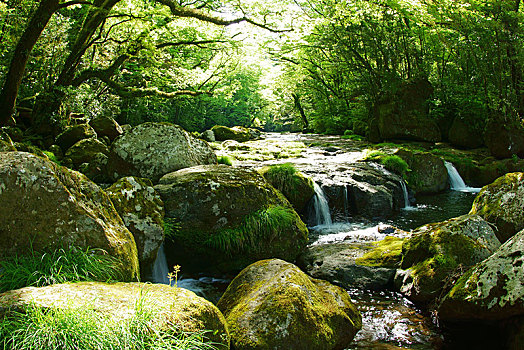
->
<box><xmin>152</xmin><ymin>132</ymin><xmax>483</xmax><ymax>349</ymax></box>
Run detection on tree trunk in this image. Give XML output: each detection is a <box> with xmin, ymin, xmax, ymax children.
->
<box><xmin>292</xmin><ymin>93</ymin><xmax>309</xmax><ymax>130</ymax></box>
<box><xmin>0</xmin><ymin>0</ymin><xmax>60</xmax><ymax>126</ymax></box>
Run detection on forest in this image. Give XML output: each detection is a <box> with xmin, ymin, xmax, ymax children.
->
<box><xmin>0</xmin><ymin>0</ymin><xmax>522</xmax><ymax>141</ymax></box>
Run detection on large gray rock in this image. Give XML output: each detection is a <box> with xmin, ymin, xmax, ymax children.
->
<box><xmin>154</xmin><ymin>165</ymin><xmax>308</xmax><ymax>273</ymax></box>
<box><xmin>470</xmin><ymin>172</ymin><xmax>524</xmax><ymax>243</ymax></box>
<box><xmin>396</xmin><ymin>214</ymin><xmax>500</xmax><ymax>304</ymax></box>
<box><xmin>89</xmin><ymin>115</ymin><xmax>123</xmax><ymax>142</ymax></box>
<box><xmin>107</xmin><ymin>122</ymin><xmax>217</xmax><ymax>183</ymax></box>
<box><xmin>0</xmin><ymin>282</ymin><xmax>229</xmax><ymax>349</ymax></box>
<box><xmin>395</xmin><ymin>149</ymin><xmax>448</xmax><ymax>194</ymax></box>
<box><xmin>65</xmin><ymin>138</ymin><xmax>109</xmax><ymax>167</ymax></box>
<box><xmin>217</xmin><ymin>259</ymin><xmax>361</xmax><ymax>350</ymax></box>
<box><xmin>0</xmin><ymin>152</ymin><xmax>139</xmax><ymax>281</ymax></box>
<box><xmin>438</xmin><ymin>228</ymin><xmax>524</xmax><ymax>321</ymax></box>
<box><xmin>106</xmin><ymin>177</ymin><xmax>165</xmax><ymax>278</ymax></box>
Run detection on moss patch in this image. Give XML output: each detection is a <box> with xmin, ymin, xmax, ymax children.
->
<box><xmin>355</xmin><ymin>236</ymin><xmax>403</xmax><ymax>268</ymax></box>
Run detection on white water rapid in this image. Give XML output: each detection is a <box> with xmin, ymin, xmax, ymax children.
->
<box><xmin>400</xmin><ymin>180</ymin><xmax>414</xmax><ymax>210</ymax></box>
<box><xmin>312</xmin><ymin>182</ymin><xmax>333</xmax><ymax>226</ymax></box>
<box><xmin>444</xmin><ymin>161</ymin><xmax>481</xmax><ymax>193</ymax></box>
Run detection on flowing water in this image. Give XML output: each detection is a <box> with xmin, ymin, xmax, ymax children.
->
<box><xmin>151</xmin><ymin>133</ymin><xmax>483</xmax><ymax>349</ymax></box>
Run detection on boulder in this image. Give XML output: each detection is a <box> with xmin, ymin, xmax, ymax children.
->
<box><xmin>154</xmin><ymin>165</ymin><xmax>308</xmax><ymax>273</ymax></box>
<box><xmin>484</xmin><ymin>114</ymin><xmax>524</xmax><ymax>159</ymax></box>
<box><xmin>395</xmin><ymin>149</ymin><xmax>448</xmax><ymax>194</ymax></box>
<box><xmin>200</xmin><ymin>129</ymin><xmax>215</xmax><ymax>142</ymax></box>
<box><xmin>396</xmin><ymin>214</ymin><xmax>500</xmax><ymax>304</ymax></box>
<box><xmin>89</xmin><ymin>115</ymin><xmax>123</xmax><ymax>141</ymax></box>
<box><xmin>371</xmin><ymin>78</ymin><xmax>440</xmax><ymax>143</ymax></box>
<box><xmin>55</xmin><ymin>124</ymin><xmax>97</xmax><ymax>152</ymax></box>
<box><xmin>297</xmin><ymin>239</ymin><xmax>400</xmax><ymax>291</ymax></box>
<box><xmin>107</xmin><ymin>122</ymin><xmax>217</xmax><ymax>183</ymax></box>
<box><xmin>438</xmin><ymin>228</ymin><xmax>524</xmax><ymax>322</ymax></box>
<box><xmin>0</xmin><ymin>152</ymin><xmax>139</xmax><ymax>281</ymax></box>
<box><xmin>448</xmin><ymin>117</ymin><xmax>484</xmax><ymax>149</ymax></box>
<box><xmin>258</xmin><ymin>164</ymin><xmax>315</xmax><ymax>214</ymax></box>
<box><xmin>106</xmin><ymin>177</ymin><xmax>164</xmax><ymax>278</ymax></box>
<box><xmin>470</xmin><ymin>172</ymin><xmax>524</xmax><ymax>243</ymax></box>
<box><xmin>0</xmin><ymin>282</ymin><xmax>229</xmax><ymax>349</ymax></box>
<box><xmin>211</xmin><ymin>125</ymin><xmax>254</xmax><ymax>142</ymax></box>
<box><xmin>217</xmin><ymin>259</ymin><xmax>361</xmax><ymax>350</ymax></box>
<box><xmin>65</xmin><ymin>138</ymin><xmax>109</xmax><ymax>167</ymax></box>
<box><xmin>78</xmin><ymin>152</ymin><xmax>111</xmax><ymax>183</ymax></box>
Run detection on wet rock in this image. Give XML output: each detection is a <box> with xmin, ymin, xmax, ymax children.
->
<box><xmin>470</xmin><ymin>172</ymin><xmax>524</xmax><ymax>243</ymax></box>
<box><xmin>154</xmin><ymin>165</ymin><xmax>308</xmax><ymax>273</ymax></box>
<box><xmin>0</xmin><ymin>152</ymin><xmax>139</xmax><ymax>281</ymax></box>
<box><xmin>211</xmin><ymin>125</ymin><xmax>254</xmax><ymax>142</ymax></box>
<box><xmin>438</xmin><ymin>228</ymin><xmax>524</xmax><ymax>322</ymax></box>
<box><xmin>297</xmin><ymin>241</ymin><xmax>398</xmax><ymax>290</ymax></box>
<box><xmin>89</xmin><ymin>115</ymin><xmax>123</xmax><ymax>142</ymax></box>
<box><xmin>65</xmin><ymin>138</ymin><xmax>109</xmax><ymax>167</ymax></box>
<box><xmin>217</xmin><ymin>259</ymin><xmax>361</xmax><ymax>350</ymax></box>
<box><xmin>55</xmin><ymin>124</ymin><xmax>97</xmax><ymax>152</ymax></box>
<box><xmin>395</xmin><ymin>149</ymin><xmax>448</xmax><ymax>194</ymax></box>
<box><xmin>0</xmin><ymin>282</ymin><xmax>229</xmax><ymax>349</ymax></box>
<box><xmin>107</xmin><ymin>122</ymin><xmax>217</xmax><ymax>183</ymax></box>
<box><xmin>396</xmin><ymin>214</ymin><xmax>500</xmax><ymax>304</ymax></box>
<box><xmin>106</xmin><ymin>177</ymin><xmax>165</xmax><ymax>278</ymax></box>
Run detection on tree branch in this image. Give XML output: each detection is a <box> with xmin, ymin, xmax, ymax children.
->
<box><xmin>59</xmin><ymin>0</ymin><xmax>93</xmax><ymax>9</ymax></box>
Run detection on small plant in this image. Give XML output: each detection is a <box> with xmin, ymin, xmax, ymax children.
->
<box><xmin>168</xmin><ymin>265</ymin><xmax>181</xmax><ymax>287</ymax></box>
<box><xmin>217</xmin><ymin>155</ymin><xmax>234</xmax><ymax>166</ymax></box>
<box><xmin>42</xmin><ymin>151</ymin><xmax>61</xmax><ymax>165</ymax></box>
<box><xmin>343</xmin><ymin>129</ymin><xmax>353</xmax><ymax>136</ymax></box>
<box><xmin>0</xmin><ymin>246</ymin><xmax>122</xmax><ymax>293</ymax></box>
<box><xmin>164</xmin><ymin>218</ymin><xmax>182</xmax><ymax>241</ymax></box>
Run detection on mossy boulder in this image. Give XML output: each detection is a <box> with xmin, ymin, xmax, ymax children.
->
<box><xmin>258</xmin><ymin>164</ymin><xmax>315</xmax><ymax>214</ymax></box>
<box><xmin>55</xmin><ymin>123</ymin><xmax>97</xmax><ymax>152</ymax></box>
<box><xmin>470</xmin><ymin>172</ymin><xmax>524</xmax><ymax>243</ymax></box>
<box><xmin>438</xmin><ymin>228</ymin><xmax>524</xmax><ymax>322</ymax></box>
<box><xmin>78</xmin><ymin>152</ymin><xmax>111</xmax><ymax>183</ymax></box>
<box><xmin>154</xmin><ymin>165</ymin><xmax>308</xmax><ymax>273</ymax></box>
<box><xmin>297</xmin><ymin>240</ymin><xmax>399</xmax><ymax>291</ymax></box>
<box><xmin>0</xmin><ymin>282</ymin><xmax>229</xmax><ymax>349</ymax></box>
<box><xmin>355</xmin><ymin>236</ymin><xmax>404</xmax><ymax>268</ymax></box>
<box><xmin>395</xmin><ymin>149</ymin><xmax>448</xmax><ymax>194</ymax></box>
<box><xmin>106</xmin><ymin>177</ymin><xmax>165</xmax><ymax>278</ymax></box>
<box><xmin>0</xmin><ymin>152</ymin><xmax>139</xmax><ymax>281</ymax></box>
<box><xmin>396</xmin><ymin>214</ymin><xmax>500</xmax><ymax>304</ymax></box>
<box><xmin>217</xmin><ymin>259</ymin><xmax>361</xmax><ymax>350</ymax></box>
<box><xmin>211</xmin><ymin>125</ymin><xmax>254</xmax><ymax>142</ymax></box>
<box><xmin>371</xmin><ymin>77</ymin><xmax>440</xmax><ymax>143</ymax></box>
<box><xmin>89</xmin><ymin>115</ymin><xmax>123</xmax><ymax>142</ymax></box>
<box><xmin>65</xmin><ymin>138</ymin><xmax>110</xmax><ymax>167</ymax></box>
<box><xmin>107</xmin><ymin>122</ymin><xmax>217</xmax><ymax>183</ymax></box>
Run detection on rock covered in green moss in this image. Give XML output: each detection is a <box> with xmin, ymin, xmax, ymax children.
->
<box><xmin>396</xmin><ymin>214</ymin><xmax>500</xmax><ymax>304</ymax></box>
<box><xmin>470</xmin><ymin>172</ymin><xmax>524</xmax><ymax>243</ymax></box>
<box><xmin>0</xmin><ymin>152</ymin><xmax>139</xmax><ymax>281</ymax></box>
<box><xmin>0</xmin><ymin>282</ymin><xmax>229</xmax><ymax>349</ymax></box>
<box><xmin>355</xmin><ymin>236</ymin><xmax>404</xmax><ymax>268</ymax></box>
<box><xmin>394</xmin><ymin>149</ymin><xmax>448</xmax><ymax>194</ymax></box>
<box><xmin>211</xmin><ymin>125</ymin><xmax>256</xmax><ymax>142</ymax></box>
<box><xmin>298</xmin><ymin>241</ymin><xmax>399</xmax><ymax>291</ymax></box>
<box><xmin>79</xmin><ymin>152</ymin><xmax>110</xmax><ymax>183</ymax></box>
<box><xmin>154</xmin><ymin>165</ymin><xmax>308</xmax><ymax>273</ymax></box>
<box><xmin>89</xmin><ymin>115</ymin><xmax>123</xmax><ymax>142</ymax></box>
<box><xmin>438</xmin><ymin>228</ymin><xmax>524</xmax><ymax>322</ymax></box>
<box><xmin>106</xmin><ymin>177</ymin><xmax>164</xmax><ymax>277</ymax></box>
<box><xmin>258</xmin><ymin>163</ymin><xmax>315</xmax><ymax>214</ymax></box>
<box><xmin>217</xmin><ymin>259</ymin><xmax>361</xmax><ymax>350</ymax></box>
<box><xmin>55</xmin><ymin>123</ymin><xmax>97</xmax><ymax>151</ymax></box>
<box><xmin>107</xmin><ymin>122</ymin><xmax>217</xmax><ymax>183</ymax></box>
<box><xmin>65</xmin><ymin>138</ymin><xmax>109</xmax><ymax>167</ymax></box>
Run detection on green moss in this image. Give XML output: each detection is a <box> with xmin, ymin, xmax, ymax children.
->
<box><xmin>217</xmin><ymin>155</ymin><xmax>234</xmax><ymax>166</ymax></box>
<box><xmin>42</xmin><ymin>151</ymin><xmax>61</xmax><ymax>165</ymax></box>
<box><xmin>381</xmin><ymin>155</ymin><xmax>410</xmax><ymax>176</ymax></box>
<box><xmin>355</xmin><ymin>236</ymin><xmax>404</xmax><ymax>268</ymax></box>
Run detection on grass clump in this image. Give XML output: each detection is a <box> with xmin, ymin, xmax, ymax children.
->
<box><xmin>164</xmin><ymin>218</ymin><xmax>182</xmax><ymax>241</ymax></box>
<box><xmin>263</xmin><ymin>163</ymin><xmax>301</xmax><ymax>196</ymax></box>
<box><xmin>205</xmin><ymin>206</ymin><xmax>297</xmax><ymax>256</ymax></box>
<box><xmin>217</xmin><ymin>155</ymin><xmax>234</xmax><ymax>166</ymax></box>
<box><xmin>42</xmin><ymin>150</ymin><xmax>61</xmax><ymax>165</ymax></box>
<box><xmin>0</xmin><ymin>247</ymin><xmax>122</xmax><ymax>293</ymax></box>
<box><xmin>363</xmin><ymin>151</ymin><xmax>411</xmax><ymax>177</ymax></box>
<box><xmin>0</xmin><ymin>298</ymin><xmax>219</xmax><ymax>350</ymax></box>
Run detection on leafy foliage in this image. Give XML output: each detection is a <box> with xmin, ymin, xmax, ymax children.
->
<box><xmin>0</xmin><ymin>247</ymin><xmax>123</xmax><ymax>293</ymax></box>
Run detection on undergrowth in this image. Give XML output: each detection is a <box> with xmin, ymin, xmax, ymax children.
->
<box><xmin>0</xmin><ymin>295</ymin><xmax>219</xmax><ymax>350</ymax></box>
<box><xmin>0</xmin><ymin>247</ymin><xmax>122</xmax><ymax>293</ymax></box>
<box><xmin>205</xmin><ymin>206</ymin><xmax>296</xmax><ymax>256</ymax></box>
<box><xmin>263</xmin><ymin>163</ymin><xmax>301</xmax><ymax>196</ymax></box>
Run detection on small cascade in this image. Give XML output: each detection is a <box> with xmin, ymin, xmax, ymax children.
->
<box><xmin>151</xmin><ymin>243</ymin><xmax>170</xmax><ymax>284</ymax></box>
<box><xmin>400</xmin><ymin>180</ymin><xmax>414</xmax><ymax>210</ymax></box>
<box><xmin>312</xmin><ymin>182</ymin><xmax>333</xmax><ymax>226</ymax></box>
<box><xmin>444</xmin><ymin>161</ymin><xmax>481</xmax><ymax>193</ymax></box>
<box><xmin>343</xmin><ymin>185</ymin><xmax>350</xmax><ymax>222</ymax></box>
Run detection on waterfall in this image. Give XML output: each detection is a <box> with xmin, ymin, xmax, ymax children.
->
<box><xmin>312</xmin><ymin>182</ymin><xmax>333</xmax><ymax>226</ymax></box>
<box><xmin>151</xmin><ymin>243</ymin><xmax>170</xmax><ymax>284</ymax></box>
<box><xmin>400</xmin><ymin>180</ymin><xmax>413</xmax><ymax>209</ymax></box>
<box><xmin>343</xmin><ymin>185</ymin><xmax>350</xmax><ymax>222</ymax></box>
<box><xmin>444</xmin><ymin>161</ymin><xmax>481</xmax><ymax>193</ymax></box>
